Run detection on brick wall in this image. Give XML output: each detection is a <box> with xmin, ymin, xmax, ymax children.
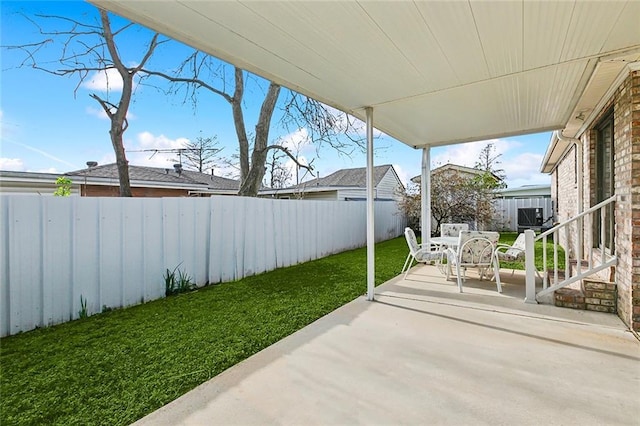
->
<box><xmin>554</xmin><ymin>144</ymin><xmax>578</xmax><ymax>258</ymax></box>
<box><xmin>553</xmin><ymin>68</ymin><xmax>640</xmax><ymax>331</ymax></box>
<box><xmin>629</xmin><ymin>70</ymin><xmax>640</xmax><ymax>331</ymax></box>
<box><xmin>583</xmin><ymin>279</ymin><xmax>617</xmax><ymax>314</ymax></box>
<box><xmin>609</xmin><ymin>70</ymin><xmax>640</xmax><ymax>331</ymax></box>
<box><xmin>82</xmin><ymin>185</ymin><xmax>190</xmax><ymax>197</ymax></box>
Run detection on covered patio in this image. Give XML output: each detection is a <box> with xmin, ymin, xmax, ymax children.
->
<box><xmin>134</xmin><ymin>265</ymin><xmax>638</xmax><ymax>425</ymax></box>
<box><xmin>91</xmin><ymin>0</ymin><xmax>640</xmax><ymax>302</ymax></box>
<box><xmin>85</xmin><ymin>2</ymin><xmax>639</xmax><ymax>423</ymax></box>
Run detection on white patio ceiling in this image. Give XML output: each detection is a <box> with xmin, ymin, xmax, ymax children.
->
<box><xmin>90</xmin><ymin>0</ymin><xmax>640</xmax><ymax>149</ymax></box>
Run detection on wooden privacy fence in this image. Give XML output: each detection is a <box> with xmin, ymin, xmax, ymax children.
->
<box><xmin>0</xmin><ymin>195</ymin><xmax>405</xmax><ymax>336</ymax></box>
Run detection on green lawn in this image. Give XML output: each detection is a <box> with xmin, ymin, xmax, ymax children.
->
<box><xmin>0</xmin><ymin>232</ymin><xmax>562</xmax><ymax>425</ymax></box>
<box><xmin>0</xmin><ymin>237</ymin><xmax>409</xmax><ymax>426</ymax></box>
<box><xmin>495</xmin><ymin>232</ymin><xmax>565</xmax><ymax>272</ymax></box>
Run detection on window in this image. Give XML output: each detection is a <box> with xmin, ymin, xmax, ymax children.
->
<box><xmin>594</xmin><ymin>109</ymin><xmax>615</xmax><ymax>252</ymax></box>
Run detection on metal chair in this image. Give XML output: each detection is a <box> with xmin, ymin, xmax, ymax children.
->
<box><xmin>401</xmin><ymin>227</ymin><xmax>444</xmax><ymax>279</ymax></box>
<box><xmin>446</xmin><ymin>230</ymin><xmax>502</xmax><ymax>293</ymax></box>
<box><xmin>495</xmin><ymin>233</ymin><xmax>526</xmax><ymax>275</ymax></box>
<box><xmin>493</xmin><ymin>232</ymin><xmax>542</xmax><ymax>281</ymax></box>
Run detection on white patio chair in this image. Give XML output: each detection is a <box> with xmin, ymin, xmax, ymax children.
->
<box><xmin>495</xmin><ymin>233</ymin><xmax>526</xmax><ymax>275</ymax></box>
<box><xmin>493</xmin><ymin>232</ymin><xmax>542</xmax><ymax>280</ymax></box>
<box><xmin>440</xmin><ymin>223</ymin><xmax>469</xmax><ymax>238</ymax></box>
<box><xmin>446</xmin><ymin>230</ymin><xmax>502</xmax><ymax>293</ymax></box>
<box><xmin>401</xmin><ymin>227</ymin><xmax>444</xmax><ymax>279</ymax></box>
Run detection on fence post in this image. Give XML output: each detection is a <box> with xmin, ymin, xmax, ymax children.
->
<box><xmin>524</xmin><ymin>229</ymin><xmax>537</xmax><ymax>304</ymax></box>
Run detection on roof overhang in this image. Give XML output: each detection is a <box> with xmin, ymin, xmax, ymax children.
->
<box><xmin>70</xmin><ymin>174</ymin><xmax>209</xmax><ymax>191</ymax></box>
<box><xmin>89</xmin><ymin>1</ymin><xmax>640</xmax><ymax>149</ymax></box>
<box><xmin>540</xmin><ymin>60</ymin><xmax>640</xmax><ymax>173</ymax></box>
<box><xmin>260</xmin><ymin>186</ymin><xmax>353</xmax><ymax>196</ymax></box>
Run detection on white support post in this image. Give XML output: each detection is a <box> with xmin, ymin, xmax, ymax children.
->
<box><xmin>524</xmin><ymin>229</ymin><xmax>537</xmax><ymax>303</ymax></box>
<box><xmin>365</xmin><ymin>107</ymin><xmax>375</xmax><ymax>301</ymax></box>
<box><xmin>421</xmin><ymin>148</ymin><xmax>431</xmax><ymax>245</ymax></box>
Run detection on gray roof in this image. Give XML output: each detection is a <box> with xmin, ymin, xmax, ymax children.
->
<box><xmin>66</xmin><ymin>163</ymin><xmax>240</xmax><ymax>191</ymax></box>
<box><xmin>288</xmin><ymin>165</ymin><xmax>395</xmax><ymax>189</ymax></box>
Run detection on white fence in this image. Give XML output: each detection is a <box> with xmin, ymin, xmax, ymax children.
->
<box><xmin>0</xmin><ymin>195</ymin><xmax>406</xmax><ymax>337</ymax></box>
<box><xmin>493</xmin><ymin>198</ymin><xmax>554</xmax><ymax>232</ymax></box>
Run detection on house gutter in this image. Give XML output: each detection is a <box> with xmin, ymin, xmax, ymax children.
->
<box><xmin>555</xmin><ymin>130</ymin><xmax>583</xmax><ymax>270</ymax></box>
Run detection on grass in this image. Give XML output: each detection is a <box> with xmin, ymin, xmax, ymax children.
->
<box><xmin>495</xmin><ymin>232</ymin><xmax>565</xmax><ymax>272</ymax></box>
<box><xmin>0</xmin><ymin>232</ymin><xmax>563</xmax><ymax>425</ymax></box>
<box><xmin>1</xmin><ymin>237</ymin><xmax>409</xmax><ymax>426</ymax></box>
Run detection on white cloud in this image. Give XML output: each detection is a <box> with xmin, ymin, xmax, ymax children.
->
<box><xmin>282</xmin><ymin>155</ymin><xmax>315</xmax><ymax>185</ymax></box>
<box><xmin>279</xmin><ymin>128</ymin><xmax>311</xmax><ymax>153</ymax></box>
<box><xmin>82</xmin><ymin>68</ymin><xmax>126</xmax><ymax>92</ymax></box>
<box><xmin>502</xmin><ymin>152</ymin><xmax>544</xmax><ymax>181</ymax></box>
<box><xmin>136</xmin><ymin>131</ymin><xmax>189</xmax><ymax>150</ymax></box>
<box><xmin>430</xmin><ymin>138</ymin><xmax>552</xmax><ymax>188</ymax></box>
<box><xmin>216</xmin><ymin>163</ymin><xmax>240</xmax><ymax>180</ymax></box>
<box><xmin>392</xmin><ymin>163</ymin><xmax>411</xmax><ymax>189</ymax></box>
<box><xmin>125</xmin><ymin>131</ymin><xmax>191</xmax><ymax>168</ymax></box>
<box><xmin>431</xmin><ymin>139</ymin><xmax>512</xmax><ymax>169</ymax></box>
<box><xmin>95</xmin><ymin>153</ymin><xmax>116</xmax><ymax>167</ymax></box>
<box><xmin>0</xmin><ymin>158</ymin><xmax>25</xmax><ymax>171</ymax></box>
<box><xmin>34</xmin><ymin>167</ymin><xmax>59</xmax><ymax>173</ymax></box>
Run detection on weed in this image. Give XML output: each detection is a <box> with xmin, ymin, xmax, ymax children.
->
<box><xmin>164</xmin><ymin>263</ymin><xmax>196</xmax><ymax>296</ymax></box>
<box><xmin>78</xmin><ymin>296</ymin><xmax>88</xmax><ymax>319</ymax></box>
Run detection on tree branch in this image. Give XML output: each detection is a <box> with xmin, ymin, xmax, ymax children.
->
<box><xmin>89</xmin><ymin>93</ymin><xmax>116</xmax><ymax>119</ymax></box>
<box><xmin>100</xmin><ymin>9</ymin><xmax>126</xmax><ymax>76</ymax></box>
<box><xmin>137</xmin><ymin>68</ymin><xmax>233</xmax><ymax>103</ymax></box>
<box><xmin>265</xmin><ymin>145</ymin><xmax>313</xmax><ymax>172</ymax></box>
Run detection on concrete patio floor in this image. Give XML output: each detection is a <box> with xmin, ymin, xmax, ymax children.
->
<box><xmin>135</xmin><ymin>265</ymin><xmax>639</xmax><ymax>425</ymax></box>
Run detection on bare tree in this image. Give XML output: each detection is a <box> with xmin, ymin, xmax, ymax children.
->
<box><xmin>6</xmin><ymin>9</ymin><xmax>366</xmax><ymax>197</ymax></box>
<box><xmin>475</xmin><ymin>143</ymin><xmax>506</xmax><ymax>185</ymax></box>
<box><xmin>5</xmin><ymin>8</ymin><xmax>168</xmax><ymax>196</ymax></box>
<box><xmin>178</xmin><ymin>135</ymin><xmax>223</xmax><ymax>173</ymax></box>
<box><xmin>139</xmin><ymin>52</ymin><xmax>367</xmax><ymax>196</ymax></box>
<box><xmin>397</xmin><ymin>182</ymin><xmax>421</xmax><ymax>231</ymax></box>
<box><xmin>265</xmin><ymin>149</ymin><xmax>293</xmax><ymax>189</ymax></box>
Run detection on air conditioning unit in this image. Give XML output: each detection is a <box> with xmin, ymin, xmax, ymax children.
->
<box><xmin>517</xmin><ymin>207</ymin><xmax>543</xmax><ymax>233</ymax></box>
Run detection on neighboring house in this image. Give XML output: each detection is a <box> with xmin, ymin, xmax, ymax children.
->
<box><xmin>497</xmin><ymin>185</ymin><xmax>551</xmax><ymax>199</ymax></box>
<box><xmin>0</xmin><ymin>163</ymin><xmax>240</xmax><ymax>197</ymax></box>
<box><xmin>410</xmin><ymin>163</ymin><xmax>500</xmax><ymax>186</ymax></box>
<box><xmin>0</xmin><ymin>171</ymin><xmax>81</xmax><ymax>196</ymax></box>
<box><xmin>410</xmin><ymin>163</ymin><xmax>501</xmax><ymax>232</ymax></box>
<box><xmin>66</xmin><ymin>163</ymin><xmax>239</xmax><ymax>197</ymax></box>
<box><xmin>261</xmin><ymin>164</ymin><xmax>404</xmax><ymax>201</ymax></box>
<box><xmin>541</xmin><ymin>63</ymin><xmax>639</xmax><ymax>331</ymax></box>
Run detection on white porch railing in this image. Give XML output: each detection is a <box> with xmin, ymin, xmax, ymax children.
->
<box><xmin>524</xmin><ymin>195</ymin><xmax>617</xmax><ymax>303</ymax></box>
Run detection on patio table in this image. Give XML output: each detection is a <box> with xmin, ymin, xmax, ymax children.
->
<box><xmin>428</xmin><ymin>236</ymin><xmax>458</xmax><ymax>274</ymax></box>
<box><xmin>429</xmin><ymin>236</ymin><xmax>458</xmax><ymax>248</ymax></box>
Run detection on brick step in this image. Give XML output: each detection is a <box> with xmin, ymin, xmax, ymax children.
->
<box><xmin>554</xmin><ymin>279</ymin><xmax>617</xmax><ymax>313</ymax></box>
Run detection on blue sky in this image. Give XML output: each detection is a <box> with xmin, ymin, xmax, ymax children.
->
<box><xmin>1</xmin><ymin>1</ymin><xmax>552</xmax><ymax>189</ymax></box>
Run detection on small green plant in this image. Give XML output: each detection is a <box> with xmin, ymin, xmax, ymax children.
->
<box><xmin>78</xmin><ymin>296</ymin><xmax>88</xmax><ymax>319</ymax></box>
<box><xmin>164</xmin><ymin>263</ymin><xmax>196</xmax><ymax>296</ymax></box>
<box><xmin>53</xmin><ymin>176</ymin><xmax>72</xmax><ymax>196</ymax></box>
